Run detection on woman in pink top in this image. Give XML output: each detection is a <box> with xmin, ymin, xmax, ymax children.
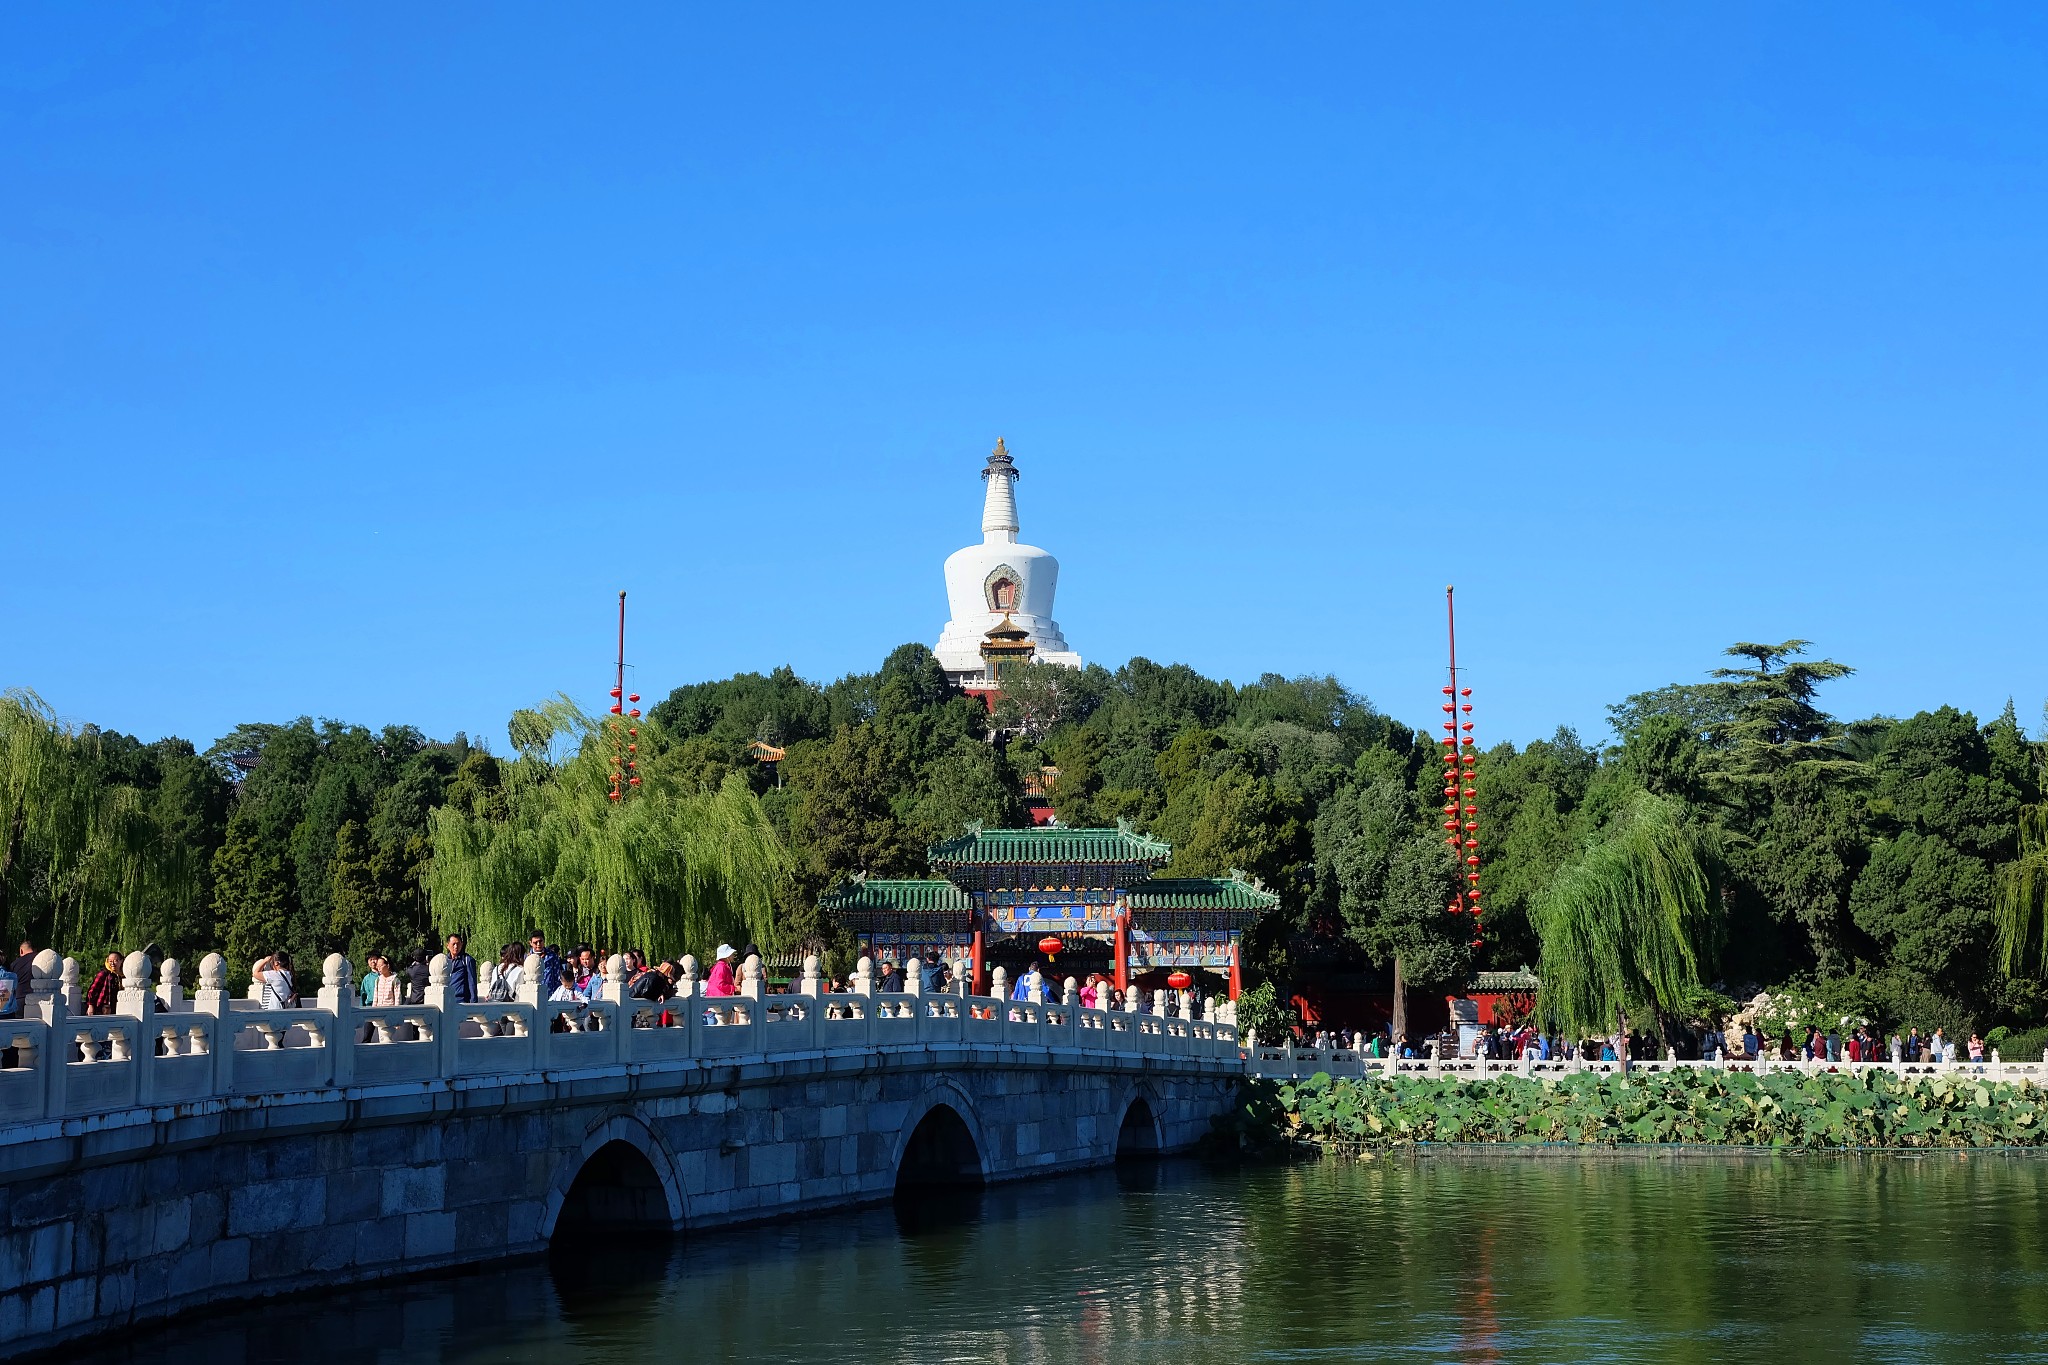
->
<box><xmin>704</xmin><ymin>944</ymin><xmax>738</xmax><ymax>997</ymax></box>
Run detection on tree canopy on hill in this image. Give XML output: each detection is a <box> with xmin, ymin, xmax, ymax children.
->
<box><xmin>4</xmin><ymin>638</ymin><xmax>2044</xmax><ymax>1045</ymax></box>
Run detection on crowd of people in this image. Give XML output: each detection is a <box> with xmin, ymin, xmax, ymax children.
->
<box><xmin>1289</xmin><ymin>1018</ymin><xmax>1995</xmax><ymax>1067</ymax></box>
<box><xmin>1</xmin><ymin>934</ymin><xmax>1221</xmax><ymax>1027</ymax></box>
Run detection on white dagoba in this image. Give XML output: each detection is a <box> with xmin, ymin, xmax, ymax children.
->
<box><xmin>934</xmin><ymin>440</ymin><xmax>1082</xmax><ymax>684</ymax></box>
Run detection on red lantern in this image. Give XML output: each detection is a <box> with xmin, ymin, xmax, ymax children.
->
<box><xmin>1466</xmin><ymin>855</ymin><xmax>1480</xmax><ymax>865</ymax></box>
<box><xmin>1460</xmin><ymin>688</ymin><xmax>1471</xmax><ymax>697</ymax></box>
<box><xmin>1167</xmin><ymin>971</ymin><xmax>1192</xmax><ymax>990</ymax></box>
<box><xmin>1470</xmin><ymin>939</ymin><xmax>1484</xmax><ymax>949</ymax></box>
<box><xmin>628</xmin><ymin>693</ymin><xmax>640</xmax><ymax>703</ymax></box>
<box><xmin>607</xmin><ymin>790</ymin><xmax>621</xmax><ymax>802</ymax></box>
<box><xmin>628</xmin><ymin>776</ymin><xmax>641</xmax><ymax>786</ymax></box>
<box><xmin>609</xmin><ymin>687</ymin><xmax>622</xmax><ymax>698</ymax></box>
<box><xmin>1038</xmin><ymin>935</ymin><xmax>1063</xmax><ymax>958</ymax></box>
<box><xmin>628</xmin><ymin>708</ymin><xmax>641</xmax><ymax>718</ymax></box>
<box><xmin>610</xmin><ymin>704</ymin><xmax>623</xmax><ymax>715</ymax></box>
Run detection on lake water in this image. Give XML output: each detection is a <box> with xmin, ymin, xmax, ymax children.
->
<box><xmin>71</xmin><ymin>1152</ymin><xmax>2048</xmax><ymax>1363</ymax></box>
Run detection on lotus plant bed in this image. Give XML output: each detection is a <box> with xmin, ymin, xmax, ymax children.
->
<box><xmin>1246</xmin><ymin>1068</ymin><xmax>2048</xmax><ymax>1151</ymax></box>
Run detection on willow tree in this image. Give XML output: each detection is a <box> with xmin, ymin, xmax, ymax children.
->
<box><xmin>0</xmin><ymin>689</ymin><xmax>196</xmax><ymax>954</ymax></box>
<box><xmin>1995</xmin><ymin>806</ymin><xmax>2048</xmax><ymax>978</ymax></box>
<box><xmin>1533</xmin><ymin>789</ymin><xmax>1721</xmax><ymax>1058</ymax></box>
<box><xmin>426</xmin><ymin>697</ymin><xmax>791</xmax><ymax>958</ymax></box>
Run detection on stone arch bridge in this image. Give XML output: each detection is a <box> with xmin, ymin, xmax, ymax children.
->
<box><xmin>0</xmin><ymin>950</ymin><xmax>1242</xmax><ymax>1355</ymax></box>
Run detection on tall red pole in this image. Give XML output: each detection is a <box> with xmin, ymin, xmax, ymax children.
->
<box><xmin>616</xmin><ymin>590</ymin><xmax>626</xmax><ymax>705</ymax></box>
<box><xmin>1442</xmin><ymin>585</ymin><xmax>1481</xmax><ymax>947</ymax></box>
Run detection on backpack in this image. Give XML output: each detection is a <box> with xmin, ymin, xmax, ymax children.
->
<box><xmin>488</xmin><ymin>968</ymin><xmax>517</xmax><ymax>1003</ymax></box>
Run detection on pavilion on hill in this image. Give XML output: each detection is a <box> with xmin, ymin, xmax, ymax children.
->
<box><xmin>818</xmin><ymin>821</ymin><xmax>1274</xmax><ymax>997</ymax></box>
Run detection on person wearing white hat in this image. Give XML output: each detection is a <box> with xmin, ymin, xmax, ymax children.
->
<box><xmin>705</xmin><ymin>943</ymin><xmax>738</xmax><ymax>997</ymax></box>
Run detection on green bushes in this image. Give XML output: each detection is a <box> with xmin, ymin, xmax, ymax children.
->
<box><xmin>1253</xmin><ymin>1069</ymin><xmax>2048</xmax><ymax>1150</ymax></box>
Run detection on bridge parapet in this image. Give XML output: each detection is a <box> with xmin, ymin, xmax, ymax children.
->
<box><xmin>0</xmin><ymin>950</ymin><xmax>1240</xmax><ymax>1132</ymax></box>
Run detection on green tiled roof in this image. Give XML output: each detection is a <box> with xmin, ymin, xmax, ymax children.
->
<box><xmin>1473</xmin><ymin>969</ymin><xmax>1539</xmax><ymax>993</ymax></box>
<box><xmin>1125</xmin><ymin>877</ymin><xmax>1281</xmax><ymax>911</ymax></box>
<box><xmin>927</xmin><ymin>824</ymin><xmax>1172</xmax><ymax>867</ymax></box>
<box><xmin>818</xmin><ymin>879</ymin><xmax>972</xmax><ymax>914</ymax></box>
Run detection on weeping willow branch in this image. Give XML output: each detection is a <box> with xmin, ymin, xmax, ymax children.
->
<box><xmin>1</xmin><ymin>689</ymin><xmax>198</xmax><ymax>953</ymax></box>
<box><xmin>1533</xmin><ymin>789</ymin><xmax>1722</xmax><ymax>1039</ymax></box>
<box><xmin>426</xmin><ymin>699</ymin><xmax>792</xmax><ymax>957</ymax></box>
<box><xmin>1996</xmin><ymin>807</ymin><xmax>2048</xmax><ymax>978</ymax></box>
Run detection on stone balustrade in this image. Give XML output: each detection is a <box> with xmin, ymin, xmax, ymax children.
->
<box><xmin>1247</xmin><ymin>1042</ymin><xmax>2048</xmax><ymax>1086</ymax></box>
<box><xmin>0</xmin><ymin>948</ymin><xmax>1239</xmax><ymax>1131</ymax></box>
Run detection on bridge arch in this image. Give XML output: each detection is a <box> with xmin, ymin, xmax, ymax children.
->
<box><xmin>541</xmin><ymin>1114</ymin><xmax>686</xmax><ymax>1240</ymax></box>
<box><xmin>1114</xmin><ymin>1087</ymin><xmax>1164</xmax><ymax>1157</ymax></box>
<box><xmin>892</xmin><ymin>1082</ymin><xmax>990</xmax><ymax>1189</ymax></box>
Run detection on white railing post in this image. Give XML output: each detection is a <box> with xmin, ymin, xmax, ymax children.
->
<box><xmin>902</xmin><ymin>960</ymin><xmax>922</xmax><ymax>998</ymax></box>
<box><xmin>800</xmin><ymin>955</ymin><xmax>822</xmax><ymax>997</ymax></box>
<box><xmin>1063</xmin><ymin>976</ymin><xmax>1078</xmax><ymax>1007</ymax></box>
<box><xmin>853</xmin><ymin>956</ymin><xmax>874</xmax><ymax>997</ymax></box>
<box><xmin>740</xmin><ymin>954</ymin><xmax>764</xmax><ymax>1001</ymax></box>
<box><xmin>423</xmin><ymin>954</ymin><xmax>458</xmax><ymax>1077</ymax></box>
<box><xmin>117</xmin><ymin>950</ymin><xmax>156</xmax><ymax>1103</ymax></box>
<box><xmin>191</xmin><ymin>953</ymin><xmax>233</xmax><ymax>1092</ymax></box>
<box><xmin>678</xmin><ymin>954</ymin><xmax>700</xmax><ymax>998</ymax></box>
<box><xmin>319</xmin><ymin>954</ymin><xmax>355</xmax><ymax>1086</ymax></box>
<box><xmin>602</xmin><ymin>955</ymin><xmax>631</xmax><ymax>1006</ymax></box>
<box><xmin>990</xmin><ymin>966</ymin><xmax>1008</xmax><ymax>1007</ymax></box>
<box><xmin>954</xmin><ymin>957</ymin><xmax>972</xmax><ymax>997</ymax></box>
<box><xmin>60</xmin><ymin>956</ymin><xmax>81</xmax><ymax>1016</ymax></box>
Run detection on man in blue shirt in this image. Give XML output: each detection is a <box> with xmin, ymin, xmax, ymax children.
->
<box><xmin>526</xmin><ymin>932</ymin><xmax>564</xmax><ymax>998</ymax></box>
<box><xmin>443</xmin><ymin>933</ymin><xmax>478</xmax><ymax>1003</ymax></box>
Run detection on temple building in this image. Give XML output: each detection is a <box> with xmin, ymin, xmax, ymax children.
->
<box><xmin>819</xmin><ymin>823</ymin><xmax>1274</xmax><ymax>998</ymax></box>
<box><xmin>933</xmin><ymin>439</ymin><xmax>1082</xmax><ymax>690</ymax></box>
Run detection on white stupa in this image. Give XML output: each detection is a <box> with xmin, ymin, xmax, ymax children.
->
<box><xmin>933</xmin><ymin>440</ymin><xmax>1083</xmax><ymax>686</ymax></box>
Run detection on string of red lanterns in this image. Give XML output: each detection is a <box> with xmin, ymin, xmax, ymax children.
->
<box><xmin>1440</xmin><ymin>586</ymin><xmax>1482</xmax><ymax>951</ymax></box>
<box><xmin>607</xmin><ymin>590</ymin><xmax>643</xmax><ymax>804</ymax></box>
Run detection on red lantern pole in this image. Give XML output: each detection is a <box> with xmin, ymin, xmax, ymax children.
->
<box><xmin>1443</xmin><ymin>585</ymin><xmax>1482</xmax><ymax>947</ymax></box>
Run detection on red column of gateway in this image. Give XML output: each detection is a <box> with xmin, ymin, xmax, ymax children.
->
<box><xmin>1228</xmin><ymin>941</ymin><xmax>1242</xmax><ymax>1001</ymax></box>
<box><xmin>1113</xmin><ymin>909</ymin><xmax>1130</xmax><ymax>993</ymax></box>
<box><xmin>971</xmin><ymin>930</ymin><xmax>985</xmax><ymax>996</ymax></box>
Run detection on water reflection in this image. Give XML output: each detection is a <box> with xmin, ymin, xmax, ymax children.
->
<box><xmin>65</xmin><ymin>1153</ymin><xmax>2048</xmax><ymax>1365</ymax></box>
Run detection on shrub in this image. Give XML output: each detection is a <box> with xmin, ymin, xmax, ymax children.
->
<box><xmin>1255</xmin><ymin>1069</ymin><xmax>2048</xmax><ymax>1149</ymax></box>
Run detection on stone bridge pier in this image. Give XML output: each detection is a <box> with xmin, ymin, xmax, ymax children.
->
<box><xmin>0</xmin><ymin>951</ymin><xmax>1244</xmax><ymax>1355</ymax></box>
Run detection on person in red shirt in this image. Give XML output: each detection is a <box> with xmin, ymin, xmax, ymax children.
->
<box><xmin>84</xmin><ymin>951</ymin><xmax>121</xmax><ymax>1015</ymax></box>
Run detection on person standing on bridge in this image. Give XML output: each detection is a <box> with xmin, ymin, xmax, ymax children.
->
<box><xmin>444</xmin><ymin>934</ymin><xmax>478</xmax><ymax>1004</ymax></box>
<box><xmin>84</xmin><ymin>951</ymin><xmax>122</xmax><ymax>1015</ymax></box>
<box><xmin>252</xmin><ymin>951</ymin><xmax>297</xmax><ymax>1010</ymax></box>
<box><xmin>706</xmin><ymin>944</ymin><xmax>737</xmax><ymax>997</ymax></box>
<box><xmin>526</xmin><ymin>933</ymin><xmax>564</xmax><ymax>998</ymax></box>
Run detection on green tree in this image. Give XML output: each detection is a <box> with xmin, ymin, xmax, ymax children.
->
<box><xmin>1533</xmin><ymin>790</ymin><xmax>1722</xmax><ymax>1053</ymax></box>
<box><xmin>427</xmin><ymin>700</ymin><xmax>790</xmax><ymax>956</ymax></box>
<box><xmin>1314</xmin><ymin>775</ymin><xmax>1468</xmax><ymax>1042</ymax></box>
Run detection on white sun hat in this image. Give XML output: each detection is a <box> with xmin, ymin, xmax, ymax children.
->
<box><xmin>715</xmin><ymin>943</ymin><xmax>736</xmax><ymax>961</ymax></box>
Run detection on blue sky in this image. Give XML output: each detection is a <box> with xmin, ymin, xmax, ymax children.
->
<box><xmin>4</xmin><ymin>4</ymin><xmax>2044</xmax><ymax>750</ymax></box>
